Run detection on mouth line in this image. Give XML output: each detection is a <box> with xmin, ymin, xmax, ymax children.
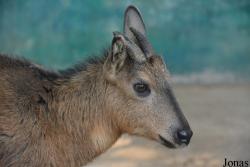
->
<box><xmin>158</xmin><ymin>135</ymin><xmax>176</xmax><ymax>149</ymax></box>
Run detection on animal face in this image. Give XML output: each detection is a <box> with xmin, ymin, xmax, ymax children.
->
<box><xmin>104</xmin><ymin>6</ymin><xmax>192</xmax><ymax>148</ymax></box>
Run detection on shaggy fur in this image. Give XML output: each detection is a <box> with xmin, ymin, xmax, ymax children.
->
<box><xmin>0</xmin><ymin>53</ymin><xmax>121</xmax><ymax>167</ymax></box>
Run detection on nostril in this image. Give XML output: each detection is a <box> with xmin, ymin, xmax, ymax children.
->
<box><xmin>177</xmin><ymin>130</ymin><xmax>193</xmax><ymax>145</ymax></box>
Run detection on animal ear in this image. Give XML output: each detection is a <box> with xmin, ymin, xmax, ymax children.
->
<box><xmin>124</xmin><ymin>5</ymin><xmax>146</xmax><ymax>41</ymax></box>
<box><xmin>104</xmin><ymin>32</ymin><xmax>127</xmax><ymax>81</ymax></box>
<box><xmin>123</xmin><ymin>5</ymin><xmax>153</xmax><ymax>57</ymax></box>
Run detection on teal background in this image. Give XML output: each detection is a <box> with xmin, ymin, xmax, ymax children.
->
<box><xmin>0</xmin><ymin>0</ymin><xmax>250</xmax><ymax>77</ymax></box>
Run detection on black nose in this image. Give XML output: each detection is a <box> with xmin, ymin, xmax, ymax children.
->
<box><xmin>177</xmin><ymin>129</ymin><xmax>193</xmax><ymax>145</ymax></box>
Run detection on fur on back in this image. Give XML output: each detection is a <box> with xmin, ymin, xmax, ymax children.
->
<box><xmin>0</xmin><ymin>53</ymin><xmax>115</xmax><ymax>167</ymax></box>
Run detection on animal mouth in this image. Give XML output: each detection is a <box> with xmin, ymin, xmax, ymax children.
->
<box><xmin>159</xmin><ymin>135</ymin><xmax>176</xmax><ymax>149</ymax></box>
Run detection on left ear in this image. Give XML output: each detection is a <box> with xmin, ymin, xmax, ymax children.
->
<box><xmin>103</xmin><ymin>32</ymin><xmax>127</xmax><ymax>81</ymax></box>
<box><xmin>124</xmin><ymin>5</ymin><xmax>146</xmax><ymax>41</ymax></box>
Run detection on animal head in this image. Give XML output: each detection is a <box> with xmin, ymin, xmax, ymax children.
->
<box><xmin>103</xmin><ymin>5</ymin><xmax>192</xmax><ymax>148</ymax></box>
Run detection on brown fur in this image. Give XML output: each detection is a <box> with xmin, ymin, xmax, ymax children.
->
<box><xmin>0</xmin><ymin>53</ymin><xmax>121</xmax><ymax>167</ymax></box>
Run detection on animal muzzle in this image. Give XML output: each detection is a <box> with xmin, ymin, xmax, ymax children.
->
<box><xmin>158</xmin><ymin>128</ymin><xmax>193</xmax><ymax>149</ymax></box>
<box><xmin>176</xmin><ymin>129</ymin><xmax>193</xmax><ymax>145</ymax></box>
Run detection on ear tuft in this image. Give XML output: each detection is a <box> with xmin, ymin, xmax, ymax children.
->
<box><xmin>103</xmin><ymin>32</ymin><xmax>127</xmax><ymax>81</ymax></box>
<box><xmin>111</xmin><ymin>32</ymin><xmax>126</xmax><ymax>63</ymax></box>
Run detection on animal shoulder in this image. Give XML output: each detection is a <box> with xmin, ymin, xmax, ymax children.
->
<box><xmin>0</xmin><ymin>54</ymin><xmax>59</xmax><ymax>111</ymax></box>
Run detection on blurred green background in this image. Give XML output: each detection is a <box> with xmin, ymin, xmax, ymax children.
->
<box><xmin>0</xmin><ymin>0</ymin><xmax>250</xmax><ymax>79</ymax></box>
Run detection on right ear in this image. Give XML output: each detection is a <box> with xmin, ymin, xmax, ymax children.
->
<box><xmin>124</xmin><ymin>5</ymin><xmax>146</xmax><ymax>41</ymax></box>
<box><xmin>103</xmin><ymin>32</ymin><xmax>127</xmax><ymax>81</ymax></box>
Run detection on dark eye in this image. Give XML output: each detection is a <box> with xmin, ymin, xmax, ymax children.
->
<box><xmin>133</xmin><ymin>82</ymin><xmax>151</xmax><ymax>97</ymax></box>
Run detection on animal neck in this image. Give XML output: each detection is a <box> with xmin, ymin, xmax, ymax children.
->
<box><xmin>51</xmin><ymin>63</ymin><xmax>121</xmax><ymax>166</ymax></box>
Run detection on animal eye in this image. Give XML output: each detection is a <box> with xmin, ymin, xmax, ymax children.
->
<box><xmin>133</xmin><ymin>82</ymin><xmax>151</xmax><ymax>97</ymax></box>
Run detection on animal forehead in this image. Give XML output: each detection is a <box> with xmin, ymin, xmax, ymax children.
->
<box><xmin>135</xmin><ymin>55</ymin><xmax>170</xmax><ymax>85</ymax></box>
<box><xmin>143</xmin><ymin>55</ymin><xmax>167</xmax><ymax>75</ymax></box>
